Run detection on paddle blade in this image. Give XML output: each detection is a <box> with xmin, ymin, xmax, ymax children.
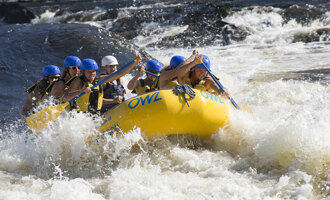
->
<box><xmin>27</xmin><ymin>102</ymin><xmax>69</xmax><ymax>132</ymax></box>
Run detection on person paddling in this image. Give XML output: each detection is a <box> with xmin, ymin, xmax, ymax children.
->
<box><xmin>21</xmin><ymin>65</ymin><xmax>61</xmax><ymax>118</ymax></box>
<box><xmin>100</xmin><ymin>55</ymin><xmax>126</xmax><ymax>114</ymax></box>
<box><xmin>158</xmin><ymin>50</ymin><xmax>204</xmax><ymax>89</ymax></box>
<box><xmin>63</xmin><ymin>54</ymin><xmax>142</xmax><ymax>114</ymax></box>
<box><xmin>50</xmin><ymin>56</ymin><xmax>81</xmax><ymax>101</ymax></box>
<box><xmin>177</xmin><ymin>53</ymin><xmax>230</xmax><ymax>98</ymax></box>
<box><xmin>158</xmin><ymin>55</ymin><xmax>186</xmax><ymax>89</ymax></box>
<box><xmin>127</xmin><ymin>60</ymin><xmax>161</xmax><ymax>95</ymax></box>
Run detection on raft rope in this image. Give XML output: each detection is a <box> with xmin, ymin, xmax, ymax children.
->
<box><xmin>172</xmin><ymin>84</ymin><xmax>196</xmax><ymax>107</ymax></box>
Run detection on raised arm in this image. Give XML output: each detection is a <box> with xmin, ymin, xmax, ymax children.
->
<box><xmin>50</xmin><ymin>80</ymin><xmax>66</xmax><ymax>99</ymax></box>
<box><xmin>183</xmin><ymin>50</ymin><xmax>199</xmax><ymax>65</ymax></box>
<box><xmin>176</xmin><ymin>55</ymin><xmax>204</xmax><ymax>80</ymax></box>
<box><xmin>62</xmin><ymin>78</ymin><xmax>87</xmax><ymax>101</ymax></box>
<box><xmin>127</xmin><ymin>65</ymin><xmax>144</xmax><ymax>90</ymax></box>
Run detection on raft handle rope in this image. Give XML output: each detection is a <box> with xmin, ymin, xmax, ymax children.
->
<box><xmin>172</xmin><ymin>84</ymin><xmax>196</xmax><ymax>107</ymax></box>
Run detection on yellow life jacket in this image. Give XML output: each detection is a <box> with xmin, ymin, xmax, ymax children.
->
<box><xmin>134</xmin><ymin>78</ymin><xmax>159</xmax><ymax>95</ymax></box>
<box><xmin>25</xmin><ymin>80</ymin><xmax>55</xmax><ymax>106</ymax></box>
<box><xmin>184</xmin><ymin>77</ymin><xmax>207</xmax><ymax>92</ymax></box>
<box><xmin>168</xmin><ymin>80</ymin><xmax>180</xmax><ymax>88</ymax></box>
<box><xmin>72</xmin><ymin>76</ymin><xmax>103</xmax><ymax>114</ymax></box>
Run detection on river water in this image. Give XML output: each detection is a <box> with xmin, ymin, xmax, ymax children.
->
<box><xmin>0</xmin><ymin>1</ymin><xmax>329</xmax><ymax>199</ymax></box>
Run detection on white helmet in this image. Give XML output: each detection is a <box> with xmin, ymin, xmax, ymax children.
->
<box><xmin>102</xmin><ymin>55</ymin><xmax>118</xmax><ymax>66</ymax></box>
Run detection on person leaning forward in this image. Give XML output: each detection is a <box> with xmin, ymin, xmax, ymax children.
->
<box><xmin>63</xmin><ymin>54</ymin><xmax>142</xmax><ymax>115</ymax></box>
<box><xmin>177</xmin><ymin>53</ymin><xmax>230</xmax><ymax>98</ymax></box>
<box><xmin>50</xmin><ymin>56</ymin><xmax>82</xmax><ymax>101</ymax></box>
<box><xmin>21</xmin><ymin>65</ymin><xmax>61</xmax><ymax>118</ymax></box>
<box><xmin>127</xmin><ymin>60</ymin><xmax>161</xmax><ymax>95</ymax></box>
<box><xmin>158</xmin><ymin>55</ymin><xmax>187</xmax><ymax>89</ymax></box>
<box><xmin>100</xmin><ymin>55</ymin><xmax>126</xmax><ymax>114</ymax></box>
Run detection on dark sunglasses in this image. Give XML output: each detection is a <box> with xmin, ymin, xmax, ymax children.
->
<box><xmin>48</xmin><ymin>76</ymin><xmax>60</xmax><ymax>80</ymax></box>
<box><xmin>70</xmin><ymin>66</ymin><xmax>80</xmax><ymax>70</ymax></box>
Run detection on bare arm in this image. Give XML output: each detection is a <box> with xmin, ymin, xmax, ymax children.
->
<box><xmin>103</xmin><ymin>96</ymin><xmax>123</xmax><ymax>105</ymax></box>
<box><xmin>175</xmin><ymin>55</ymin><xmax>204</xmax><ymax>80</ymax></box>
<box><xmin>127</xmin><ymin>65</ymin><xmax>144</xmax><ymax>90</ymax></box>
<box><xmin>50</xmin><ymin>80</ymin><xmax>66</xmax><ymax>99</ymax></box>
<box><xmin>159</xmin><ymin>50</ymin><xmax>199</xmax><ymax>84</ymax></box>
<box><xmin>183</xmin><ymin>50</ymin><xmax>198</xmax><ymax>65</ymax></box>
<box><xmin>159</xmin><ymin>52</ymin><xmax>201</xmax><ymax>89</ymax></box>
<box><xmin>98</xmin><ymin>54</ymin><xmax>142</xmax><ymax>87</ymax></box>
<box><xmin>205</xmin><ymin>76</ymin><xmax>230</xmax><ymax>98</ymax></box>
<box><xmin>62</xmin><ymin>78</ymin><xmax>89</xmax><ymax>101</ymax></box>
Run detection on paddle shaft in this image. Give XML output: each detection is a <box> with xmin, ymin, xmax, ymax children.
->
<box><xmin>201</xmin><ymin>62</ymin><xmax>240</xmax><ymax>110</ymax></box>
<box><xmin>68</xmin><ymin>60</ymin><xmax>135</xmax><ymax>104</ymax></box>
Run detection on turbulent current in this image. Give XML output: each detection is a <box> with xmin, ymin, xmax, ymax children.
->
<box><xmin>0</xmin><ymin>0</ymin><xmax>329</xmax><ymax>199</ymax></box>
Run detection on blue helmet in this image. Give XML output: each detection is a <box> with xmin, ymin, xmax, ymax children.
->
<box><xmin>43</xmin><ymin>65</ymin><xmax>61</xmax><ymax>77</ymax></box>
<box><xmin>64</xmin><ymin>56</ymin><xmax>81</xmax><ymax>68</ymax></box>
<box><xmin>146</xmin><ymin>60</ymin><xmax>161</xmax><ymax>72</ymax></box>
<box><xmin>170</xmin><ymin>56</ymin><xmax>186</xmax><ymax>68</ymax></box>
<box><xmin>81</xmin><ymin>59</ymin><xmax>98</xmax><ymax>71</ymax></box>
<box><xmin>194</xmin><ymin>54</ymin><xmax>210</xmax><ymax>70</ymax></box>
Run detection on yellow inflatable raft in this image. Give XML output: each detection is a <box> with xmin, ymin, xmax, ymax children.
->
<box><xmin>98</xmin><ymin>86</ymin><xmax>230</xmax><ymax>138</ymax></box>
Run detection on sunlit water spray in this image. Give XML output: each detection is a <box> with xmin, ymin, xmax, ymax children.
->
<box><xmin>1</xmin><ymin>3</ymin><xmax>329</xmax><ymax>199</ymax></box>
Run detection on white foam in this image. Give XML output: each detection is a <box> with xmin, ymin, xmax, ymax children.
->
<box><xmin>223</xmin><ymin>6</ymin><xmax>330</xmax><ymax>45</ymax></box>
<box><xmin>2</xmin><ymin>4</ymin><xmax>330</xmax><ymax>199</ymax></box>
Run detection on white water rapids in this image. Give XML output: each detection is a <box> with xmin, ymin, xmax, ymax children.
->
<box><xmin>0</xmin><ymin>4</ymin><xmax>329</xmax><ymax>200</ymax></box>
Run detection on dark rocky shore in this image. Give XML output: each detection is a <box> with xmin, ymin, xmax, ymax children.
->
<box><xmin>1</xmin><ymin>0</ymin><xmax>329</xmax><ymax>48</ymax></box>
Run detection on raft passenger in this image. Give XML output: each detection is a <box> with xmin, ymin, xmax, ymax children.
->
<box><xmin>127</xmin><ymin>60</ymin><xmax>161</xmax><ymax>95</ymax></box>
<box><xmin>177</xmin><ymin>54</ymin><xmax>230</xmax><ymax>98</ymax></box>
<box><xmin>100</xmin><ymin>55</ymin><xmax>126</xmax><ymax>114</ymax></box>
<box><xmin>63</xmin><ymin>54</ymin><xmax>141</xmax><ymax>115</ymax></box>
<box><xmin>50</xmin><ymin>56</ymin><xmax>81</xmax><ymax>100</ymax></box>
<box><xmin>158</xmin><ymin>50</ymin><xmax>201</xmax><ymax>89</ymax></box>
<box><xmin>21</xmin><ymin>65</ymin><xmax>61</xmax><ymax>118</ymax></box>
<box><xmin>158</xmin><ymin>55</ymin><xmax>186</xmax><ymax>89</ymax></box>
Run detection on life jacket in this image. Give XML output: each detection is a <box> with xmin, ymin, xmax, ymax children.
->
<box><xmin>25</xmin><ymin>79</ymin><xmax>55</xmax><ymax>106</ymax></box>
<box><xmin>101</xmin><ymin>79</ymin><xmax>126</xmax><ymax>112</ymax></box>
<box><xmin>103</xmin><ymin>79</ymin><xmax>125</xmax><ymax>100</ymax></box>
<box><xmin>167</xmin><ymin>80</ymin><xmax>180</xmax><ymax>88</ymax></box>
<box><xmin>71</xmin><ymin>75</ymin><xmax>103</xmax><ymax>114</ymax></box>
<box><xmin>133</xmin><ymin>77</ymin><xmax>159</xmax><ymax>95</ymax></box>
<box><xmin>184</xmin><ymin>71</ymin><xmax>207</xmax><ymax>91</ymax></box>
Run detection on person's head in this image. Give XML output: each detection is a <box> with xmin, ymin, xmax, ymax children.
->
<box><xmin>43</xmin><ymin>65</ymin><xmax>61</xmax><ymax>83</ymax></box>
<box><xmin>145</xmin><ymin>60</ymin><xmax>161</xmax><ymax>80</ymax></box>
<box><xmin>193</xmin><ymin>54</ymin><xmax>210</xmax><ymax>80</ymax></box>
<box><xmin>170</xmin><ymin>56</ymin><xmax>186</xmax><ymax>69</ymax></box>
<box><xmin>102</xmin><ymin>55</ymin><xmax>118</xmax><ymax>75</ymax></box>
<box><xmin>63</xmin><ymin>56</ymin><xmax>81</xmax><ymax>78</ymax></box>
<box><xmin>81</xmin><ymin>59</ymin><xmax>98</xmax><ymax>83</ymax></box>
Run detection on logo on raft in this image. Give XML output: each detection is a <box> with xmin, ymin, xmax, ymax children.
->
<box><xmin>199</xmin><ymin>90</ymin><xmax>225</xmax><ymax>104</ymax></box>
<box><xmin>102</xmin><ymin>123</ymin><xmax>120</xmax><ymax>136</ymax></box>
<box><xmin>128</xmin><ymin>91</ymin><xmax>162</xmax><ymax>109</ymax></box>
<box><xmin>100</xmin><ymin>90</ymin><xmax>224</xmax><ymax>135</ymax></box>
<box><xmin>127</xmin><ymin>90</ymin><xmax>224</xmax><ymax>110</ymax></box>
